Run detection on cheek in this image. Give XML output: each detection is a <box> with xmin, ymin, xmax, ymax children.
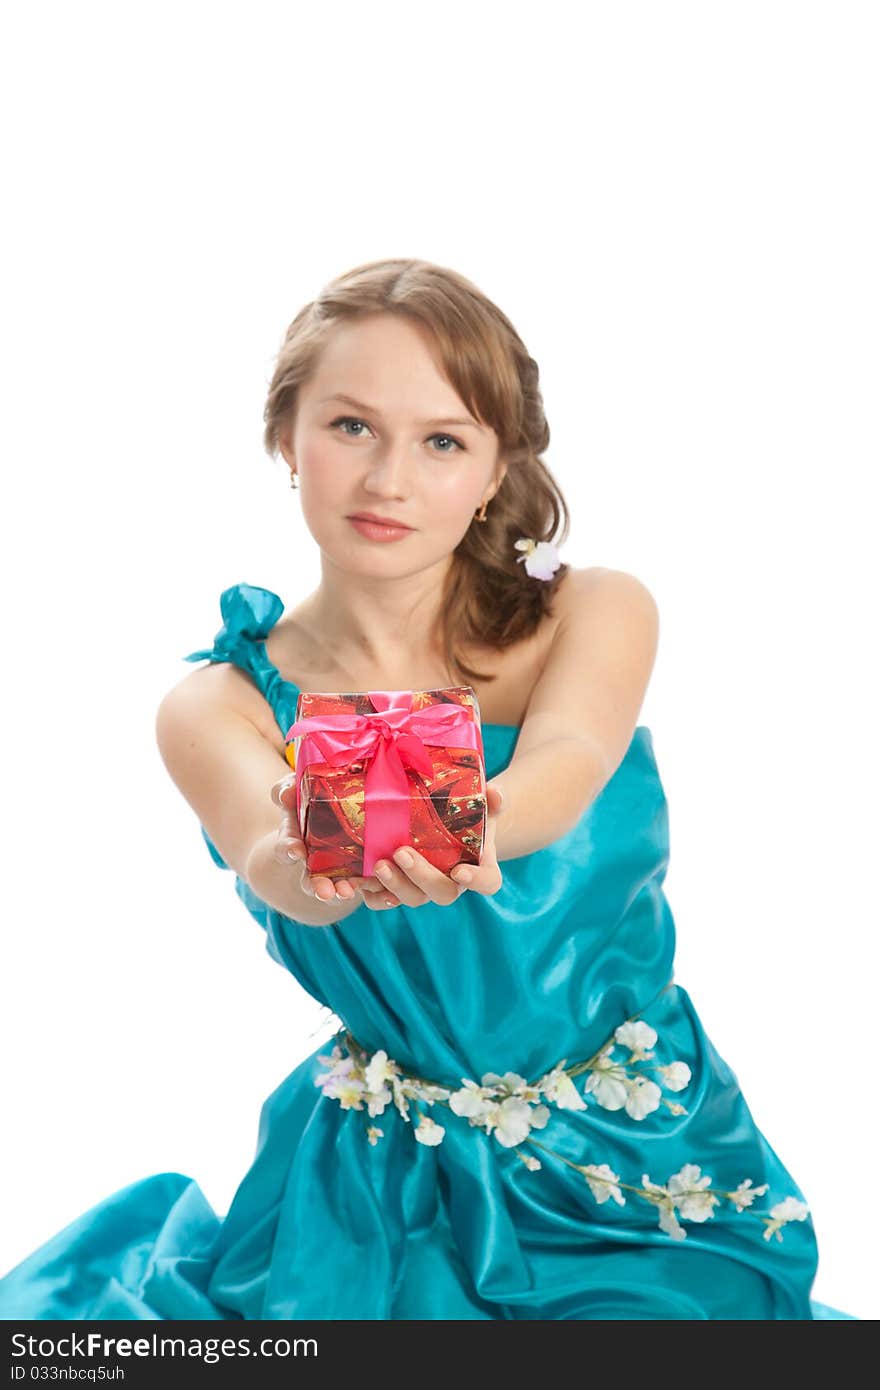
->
<box><xmin>437</xmin><ymin>489</ymin><xmax>484</xmax><ymax>537</ymax></box>
<box><xmin>299</xmin><ymin>445</ymin><xmax>344</xmax><ymax>500</ymax></box>
<box><xmin>428</xmin><ymin>467</ymin><xmax>482</xmax><ymax>511</ymax></box>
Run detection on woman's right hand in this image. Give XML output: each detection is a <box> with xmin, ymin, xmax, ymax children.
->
<box><xmin>269</xmin><ymin>775</ymin><xmax>394</xmax><ymax>908</ymax></box>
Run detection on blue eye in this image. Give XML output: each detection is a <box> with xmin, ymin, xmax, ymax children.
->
<box><xmin>329</xmin><ymin>416</ymin><xmax>464</xmax><ymax>453</ymax></box>
<box><xmin>331</xmin><ymin>416</ymin><xmax>371</xmax><ymax>439</ymax></box>
<box><xmin>430</xmin><ymin>433</ymin><xmax>464</xmax><ymax>454</ymax></box>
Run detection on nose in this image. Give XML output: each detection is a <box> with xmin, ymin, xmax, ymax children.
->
<box><xmin>362</xmin><ymin>440</ymin><xmax>412</xmax><ymax>498</ymax></box>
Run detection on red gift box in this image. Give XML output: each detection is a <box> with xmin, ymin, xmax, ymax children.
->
<box><xmin>282</xmin><ymin>687</ymin><xmax>487</xmax><ymax>882</ymax></box>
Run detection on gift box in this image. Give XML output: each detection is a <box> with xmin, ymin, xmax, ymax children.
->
<box><xmin>282</xmin><ymin>687</ymin><xmax>487</xmax><ymax>881</ymax></box>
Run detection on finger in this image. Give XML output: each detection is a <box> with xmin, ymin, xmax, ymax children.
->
<box><xmin>301</xmin><ymin>872</ymin><xmax>343</xmax><ymax>902</ymax></box>
<box><xmin>274</xmin><ymin>783</ymin><xmax>303</xmax><ymax>842</ymax></box>
<box><xmin>273</xmin><ymin>831</ymin><xmax>306</xmax><ymax>866</ymax></box>
<box><xmin>324</xmin><ymin>871</ymin><xmax>378</xmax><ymax>895</ymax></box>
<box><xmin>272</xmin><ymin>814</ymin><xmax>307</xmax><ymax>866</ymax></box>
<box><xmin>377</xmin><ymin>850</ymin><xmax>462</xmax><ymax>907</ymax></box>
<box><xmin>368</xmin><ymin>859</ymin><xmax>428</xmax><ymax>908</ymax></box>
<box><xmin>270</xmin><ymin>774</ymin><xmax>296</xmax><ymax>809</ymax></box>
<box><xmin>359</xmin><ymin>884</ymin><xmax>400</xmax><ymax>912</ymax></box>
<box><xmin>348</xmin><ymin>875</ymin><xmax>384</xmax><ymax>894</ymax></box>
<box><xmin>486</xmin><ymin>783</ymin><xmax>505</xmax><ymax>817</ymax></box>
<box><xmin>450</xmin><ymin>862</ymin><xmax>503</xmax><ymax>896</ymax></box>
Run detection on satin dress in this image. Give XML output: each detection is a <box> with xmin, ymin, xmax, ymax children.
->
<box><xmin>0</xmin><ymin>583</ymin><xmax>854</xmax><ymax>1320</ymax></box>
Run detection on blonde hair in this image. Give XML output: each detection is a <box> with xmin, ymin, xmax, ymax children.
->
<box><xmin>262</xmin><ymin>258</ymin><xmax>571</xmax><ymax>685</ymax></box>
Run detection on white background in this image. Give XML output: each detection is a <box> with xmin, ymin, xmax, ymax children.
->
<box><xmin>1</xmin><ymin>2</ymin><xmax>876</xmax><ymax>1321</ymax></box>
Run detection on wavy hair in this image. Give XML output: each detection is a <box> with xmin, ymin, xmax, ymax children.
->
<box><xmin>262</xmin><ymin>258</ymin><xmax>570</xmax><ymax>685</ymax></box>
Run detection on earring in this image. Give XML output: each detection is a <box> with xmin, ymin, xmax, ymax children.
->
<box><xmin>475</xmin><ymin>500</ymin><xmax>488</xmax><ymax>522</ymax></box>
<box><xmin>290</xmin><ymin>472</ymin><xmax>299</xmax><ymax>489</ymax></box>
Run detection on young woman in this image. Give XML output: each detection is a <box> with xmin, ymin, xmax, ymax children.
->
<box><xmin>0</xmin><ymin>259</ymin><xmax>852</xmax><ymax>1320</ymax></box>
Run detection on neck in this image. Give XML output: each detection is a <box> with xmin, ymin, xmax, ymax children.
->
<box><xmin>301</xmin><ymin>554</ymin><xmax>452</xmax><ymax>668</ymax></box>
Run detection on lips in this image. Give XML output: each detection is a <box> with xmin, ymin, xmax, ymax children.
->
<box><xmin>348</xmin><ymin>513</ymin><xmax>413</xmax><ymax>529</ymax></box>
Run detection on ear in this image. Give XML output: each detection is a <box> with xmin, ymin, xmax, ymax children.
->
<box><xmin>276</xmin><ymin>429</ymin><xmax>295</xmax><ymax>471</ymax></box>
<box><xmin>492</xmin><ymin>458</ymin><xmax>509</xmax><ymax>498</ymax></box>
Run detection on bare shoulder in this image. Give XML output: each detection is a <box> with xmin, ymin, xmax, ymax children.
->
<box><xmin>553</xmin><ymin>564</ymin><xmax>659</xmax><ymax>624</ymax></box>
<box><xmin>553</xmin><ymin>565</ymin><xmax>660</xmax><ymax>685</ymax></box>
<box><xmin>516</xmin><ymin>565</ymin><xmax>659</xmax><ymax>769</ymax></box>
<box><xmin>157</xmin><ymin>659</ymin><xmax>284</xmax><ymax>751</ymax></box>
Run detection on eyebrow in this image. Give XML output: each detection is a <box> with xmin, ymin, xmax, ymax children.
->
<box><xmin>319</xmin><ymin>393</ymin><xmax>483</xmax><ymax>430</ymax></box>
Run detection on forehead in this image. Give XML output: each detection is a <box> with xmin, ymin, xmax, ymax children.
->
<box><xmin>303</xmin><ymin>318</ymin><xmax>482</xmax><ymax>427</ymax></box>
<box><xmin>309</xmin><ymin>314</ymin><xmax>438</xmax><ymax>379</ymax></box>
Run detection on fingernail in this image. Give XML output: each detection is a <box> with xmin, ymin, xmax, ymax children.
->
<box><xmin>452</xmin><ymin>868</ymin><xmax>472</xmax><ymax>884</ymax></box>
<box><xmin>287</xmin><ymin>848</ymin><xmax>302</xmax><ymax>861</ymax></box>
<box><xmin>376</xmin><ymin>863</ymin><xmax>391</xmax><ymax>879</ymax></box>
<box><xmin>393</xmin><ymin>849</ymin><xmax>412</xmax><ymax>868</ymax></box>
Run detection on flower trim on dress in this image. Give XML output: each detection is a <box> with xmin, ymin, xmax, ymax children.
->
<box><xmin>313</xmin><ymin>1012</ymin><xmax>810</xmax><ymax>1246</ymax></box>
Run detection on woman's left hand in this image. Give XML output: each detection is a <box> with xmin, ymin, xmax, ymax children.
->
<box><xmin>362</xmin><ymin>782</ymin><xmax>505</xmax><ymax>911</ymax></box>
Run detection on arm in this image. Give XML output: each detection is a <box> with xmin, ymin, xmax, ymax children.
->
<box><xmin>245</xmin><ymin>828</ymin><xmax>361</xmax><ymax>927</ymax></box>
<box><xmin>490</xmin><ymin>737</ymin><xmax>612</xmax><ymax>860</ymax></box>
<box><xmin>490</xmin><ymin>567</ymin><xmax>660</xmax><ymax>861</ymax></box>
<box><xmin>155</xmin><ymin>665</ymin><xmax>355</xmax><ymax>929</ymax></box>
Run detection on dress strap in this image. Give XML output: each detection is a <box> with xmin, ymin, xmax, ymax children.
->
<box><xmin>181</xmin><ymin>582</ymin><xmax>300</xmax><ymax>737</ymax></box>
<box><xmin>181</xmin><ymin>584</ymin><xmax>301</xmax><ymax>874</ymax></box>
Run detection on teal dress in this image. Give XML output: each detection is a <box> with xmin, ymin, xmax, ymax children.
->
<box><xmin>0</xmin><ymin>583</ymin><xmax>854</xmax><ymax>1321</ymax></box>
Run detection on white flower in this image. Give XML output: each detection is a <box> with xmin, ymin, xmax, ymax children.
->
<box><xmin>516</xmin><ymin>1151</ymin><xmax>542</xmax><ymax>1171</ymax></box>
<box><xmin>323</xmin><ymin>1076</ymin><xmax>366</xmax><ymax>1110</ymax></box>
<box><xmin>657</xmin><ymin>1061</ymin><xmax>692</xmax><ymax>1092</ymax></box>
<box><xmin>624</xmin><ymin>1077</ymin><xmax>663</xmax><ymax>1120</ymax></box>
<box><xmin>667</xmin><ymin>1164</ymin><xmax>719</xmax><ymax>1223</ymax></box>
<box><xmin>642</xmin><ymin>1175</ymin><xmax>687</xmax><ymax>1240</ymax></box>
<box><xmin>614</xmin><ymin>1020</ymin><xmax>657</xmax><ymax>1060</ymax></box>
<box><xmin>364</xmin><ymin>1048</ymin><xmax>399</xmax><ymax>1092</ymax></box>
<box><xmin>480</xmin><ymin>1069</ymin><xmax>543</xmax><ymax>1102</ymax></box>
<box><xmin>539</xmin><ymin>1065</ymin><xmax>588</xmax><ymax>1111</ymax></box>
<box><xmin>762</xmin><ymin>1196</ymin><xmax>810</xmax><ymax>1242</ymax></box>
<box><xmin>769</xmin><ymin>1196</ymin><xmax>809</xmax><ymax>1224</ymax></box>
<box><xmin>413</xmin><ymin>1114</ymin><xmax>446</xmax><ymax>1146</ymax></box>
<box><xmin>583</xmin><ymin>1049</ymin><xmax>629</xmax><ymax>1110</ymax></box>
<box><xmin>658</xmin><ymin>1204</ymin><xmax>687</xmax><ymax>1240</ymax></box>
<box><xmin>391</xmin><ymin>1076</ymin><xmax>413</xmax><ymax>1122</ymax></box>
<box><xmin>642</xmin><ymin>1174</ymin><xmax>668</xmax><ymax>1198</ymax></box>
<box><xmin>514</xmin><ymin>537</ymin><xmax>562</xmax><ymax>581</ymax></box>
<box><xmin>581</xmin><ymin>1163</ymin><xmax>626</xmax><ymax>1207</ymax></box>
<box><xmin>366</xmin><ymin>1125</ymin><xmax>384</xmax><ymax>1146</ymax></box>
<box><xmin>499</xmin><ymin>1071</ymin><xmax>529</xmax><ymax>1091</ymax></box>
<box><xmin>314</xmin><ymin>1054</ymin><xmax>356</xmax><ymax>1090</ymax></box>
<box><xmin>449</xmin><ymin>1080</ymin><xmax>495</xmax><ymax>1121</ymax></box>
<box><xmin>730</xmin><ymin>1179</ymin><xmax>770</xmax><ymax>1212</ymax></box>
<box><xmin>662</xmin><ymin>1099</ymin><xmax>688</xmax><ymax>1117</ymax></box>
<box><xmin>407</xmin><ymin>1077</ymin><xmax>452</xmax><ymax>1108</ymax></box>
<box><xmin>366</xmin><ymin>1085</ymin><xmax>393</xmax><ymax>1118</ymax></box>
<box><xmin>488</xmin><ymin>1097</ymin><xmax>546</xmax><ymax>1148</ymax></box>
<box><xmin>668</xmin><ymin>1162</ymin><xmax>708</xmax><ymax>1193</ymax></box>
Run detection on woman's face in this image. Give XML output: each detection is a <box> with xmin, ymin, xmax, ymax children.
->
<box><xmin>279</xmin><ymin>313</ymin><xmax>505</xmax><ymax>578</ymax></box>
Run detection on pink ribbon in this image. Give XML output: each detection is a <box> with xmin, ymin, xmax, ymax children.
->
<box><xmin>284</xmin><ymin>691</ymin><xmax>483</xmax><ymax>876</ymax></box>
